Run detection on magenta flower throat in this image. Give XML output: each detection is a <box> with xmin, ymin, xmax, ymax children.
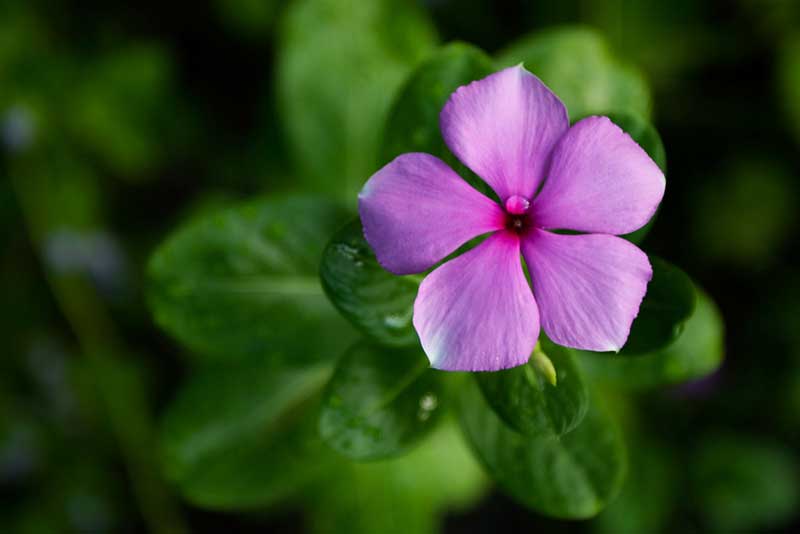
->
<box><xmin>358</xmin><ymin>65</ymin><xmax>665</xmax><ymax>371</ymax></box>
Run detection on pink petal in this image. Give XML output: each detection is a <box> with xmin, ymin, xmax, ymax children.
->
<box><xmin>522</xmin><ymin>229</ymin><xmax>652</xmax><ymax>352</ymax></box>
<box><xmin>413</xmin><ymin>231</ymin><xmax>539</xmax><ymax>371</ymax></box>
<box><xmin>359</xmin><ymin>153</ymin><xmax>505</xmax><ymax>275</ymax></box>
<box><xmin>532</xmin><ymin>116</ymin><xmax>665</xmax><ymax>235</ymax></box>
<box><xmin>440</xmin><ymin>65</ymin><xmax>569</xmax><ymax>202</ymax></box>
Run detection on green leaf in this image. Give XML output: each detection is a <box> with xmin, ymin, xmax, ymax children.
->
<box><xmin>604</xmin><ymin>112</ymin><xmax>666</xmax><ymax>244</ymax></box>
<box><xmin>595</xmin><ymin>437</ymin><xmax>677</xmax><ymax>534</ymax></box>
<box><xmin>67</xmin><ymin>44</ymin><xmax>193</xmax><ymax>177</ymax></box>
<box><xmin>277</xmin><ymin>0</ymin><xmax>437</xmax><ymax>201</ymax></box>
<box><xmin>309</xmin><ymin>419</ymin><xmax>488</xmax><ymax>534</ymax></box>
<box><xmin>381</xmin><ymin>41</ymin><xmax>494</xmax><ymax>161</ymax></box>
<box><xmin>160</xmin><ymin>357</ymin><xmax>335</xmax><ymax>509</ymax></box>
<box><xmin>576</xmin><ymin>288</ymin><xmax>724</xmax><ymax>389</ymax></box>
<box><xmin>692</xmin><ymin>434</ymin><xmax>800</xmax><ymax>532</ymax></box>
<box><xmin>497</xmin><ymin>26</ymin><xmax>651</xmax><ymax>121</ymax></box>
<box><xmin>320</xmin><ymin>220</ymin><xmax>419</xmax><ymax>346</ymax></box>
<box><xmin>475</xmin><ymin>338</ymin><xmax>588</xmax><ymax>438</ymax></box>
<box><xmin>458</xmin><ymin>379</ymin><xmax>626</xmax><ymax>519</ymax></box>
<box><xmin>619</xmin><ymin>257</ymin><xmax>696</xmax><ymax>355</ymax></box>
<box><xmin>147</xmin><ymin>196</ymin><xmax>358</xmax><ymax>363</ymax></box>
<box><xmin>319</xmin><ymin>342</ymin><xmax>442</xmax><ymax>460</ymax></box>
<box><xmin>380</xmin><ymin>42</ymin><xmax>495</xmax><ymax>196</ymax></box>
<box><xmin>778</xmin><ymin>33</ymin><xmax>800</xmax><ymax>145</ymax></box>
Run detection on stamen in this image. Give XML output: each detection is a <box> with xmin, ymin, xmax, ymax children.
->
<box><xmin>505</xmin><ymin>195</ymin><xmax>530</xmax><ymax>215</ymax></box>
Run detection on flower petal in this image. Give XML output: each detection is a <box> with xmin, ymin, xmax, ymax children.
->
<box><xmin>440</xmin><ymin>65</ymin><xmax>569</xmax><ymax>201</ymax></box>
<box><xmin>522</xmin><ymin>229</ymin><xmax>652</xmax><ymax>352</ymax></box>
<box><xmin>532</xmin><ymin>116</ymin><xmax>665</xmax><ymax>235</ymax></box>
<box><xmin>359</xmin><ymin>153</ymin><xmax>505</xmax><ymax>275</ymax></box>
<box><xmin>413</xmin><ymin>231</ymin><xmax>539</xmax><ymax>371</ymax></box>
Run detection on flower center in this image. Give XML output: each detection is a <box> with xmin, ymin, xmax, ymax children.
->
<box><xmin>504</xmin><ymin>195</ymin><xmax>532</xmax><ymax>235</ymax></box>
<box><xmin>504</xmin><ymin>195</ymin><xmax>530</xmax><ymax>215</ymax></box>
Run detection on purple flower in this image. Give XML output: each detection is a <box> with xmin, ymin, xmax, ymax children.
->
<box><xmin>358</xmin><ymin>66</ymin><xmax>665</xmax><ymax>371</ymax></box>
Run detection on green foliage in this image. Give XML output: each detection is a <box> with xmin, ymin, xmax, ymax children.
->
<box><xmin>215</xmin><ymin>0</ymin><xmax>284</xmax><ymax>38</ymax></box>
<box><xmin>595</xmin><ymin>437</ymin><xmax>677</xmax><ymax>534</ymax></box>
<box><xmin>147</xmin><ymin>196</ymin><xmax>357</xmax><ymax>363</ymax></box>
<box><xmin>320</xmin><ymin>220</ymin><xmax>419</xmax><ymax>346</ymax></box>
<box><xmin>380</xmin><ymin>41</ymin><xmax>496</xmax><ymax>196</ymax></box>
<box><xmin>458</xmin><ymin>379</ymin><xmax>626</xmax><ymax>519</ymax></box>
<box><xmin>779</xmin><ymin>32</ymin><xmax>800</xmax><ymax>144</ymax></box>
<box><xmin>690</xmin><ymin>157</ymin><xmax>797</xmax><ymax>269</ymax></box>
<box><xmin>620</xmin><ymin>257</ymin><xmax>696</xmax><ymax>355</ymax></box>
<box><xmin>577</xmin><ymin>289</ymin><xmax>724</xmax><ymax>389</ymax></box>
<box><xmin>498</xmin><ymin>27</ymin><xmax>651</xmax><ymax>121</ymax></box>
<box><xmin>309</xmin><ymin>419</ymin><xmax>488</xmax><ymax>534</ymax></box>
<box><xmin>475</xmin><ymin>338</ymin><xmax>588</xmax><ymax>437</ymax></box>
<box><xmin>160</xmin><ymin>358</ymin><xmax>334</xmax><ymax>509</ymax></box>
<box><xmin>381</xmin><ymin>42</ymin><xmax>494</xmax><ymax>163</ymax></box>
<box><xmin>67</xmin><ymin>44</ymin><xmax>190</xmax><ymax>176</ymax></box>
<box><xmin>692</xmin><ymin>434</ymin><xmax>800</xmax><ymax>532</ymax></box>
<box><xmin>277</xmin><ymin>0</ymin><xmax>437</xmax><ymax>201</ymax></box>
<box><xmin>319</xmin><ymin>342</ymin><xmax>443</xmax><ymax>460</ymax></box>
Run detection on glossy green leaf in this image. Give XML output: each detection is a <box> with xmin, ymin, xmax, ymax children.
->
<box><xmin>577</xmin><ymin>289</ymin><xmax>724</xmax><ymax>389</ymax></box>
<box><xmin>380</xmin><ymin>42</ymin><xmax>495</xmax><ymax>196</ymax></box>
<box><xmin>147</xmin><ymin>196</ymin><xmax>357</xmax><ymax>363</ymax></box>
<box><xmin>458</xmin><ymin>379</ymin><xmax>626</xmax><ymax>519</ymax></box>
<box><xmin>619</xmin><ymin>257</ymin><xmax>696</xmax><ymax>355</ymax></box>
<box><xmin>320</xmin><ymin>220</ymin><xmax>419</xmax><ymax>346</ymax></box>
<box><xmin>319</xmin><ymin>342</ymin><xmax>442</xmax><ymax>460</ymax></box>
<box><xmin>160</xmin><ymin>358</ymin><xmax>335</xmax><ymax>509</ymax></box>
<box><xmin>692</xmin><ymin>434</ymin><xmax>800</xmax><ymax>532</ymax></box>
<box><xmin>310</xmin><ymin>419</ymin><xmax>488</xmax><ymax>534</ymax></box>
<box><xmin>476</xmin><ymin>338</ymin><xmax>588</xmax><ymax>438</ymax></box>
<box><xmin>497</xmin><ymin>27</ymin><xmax>651</xmax><ymax>121</ymax></box>
<box><xmin>277</xmin><ymin>0</ymin><xmax>437</xmax><ymax>200</ymax></box>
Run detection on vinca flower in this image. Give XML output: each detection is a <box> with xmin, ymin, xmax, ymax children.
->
<box><xmin>359</xmin><ymin>66</ymin><xmax>665</xmax><ymax>371</ymax></box>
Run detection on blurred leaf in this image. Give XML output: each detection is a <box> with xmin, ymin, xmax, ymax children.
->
<box><xmin>619</xmin><ymin>257</ymin><xmax>696</xmax><ymax>355</ymax></box>
<box><xmin>147</xmin><ymin>196</ymin><xmax>358</xmax><ymax>363</ymax></box>
<box><xmin>779</xmin><ymin>32</ymin><xmax>800</xmax><ymax>144</ymax></box>
<box><xmin>310</xmin><ymin>419</ymin><xmax>488</xmax><ymax>534</ymax></box>
<box><xmin>380</xmin><ymin>41</ymin><xmax>496</xmax><ymax>197</ymax></box>
<box><xmin>67</xmin><ymin>44</ymin><xmax>193</xmax><ymax>177</ymax></box>
<box><xmin>498</xmin><ymin>26</ymin><xmax>651</xmax><ymax>121</ymax></box>
<box><xmin>160</xmin><ymin>358</ymin><xmax>334</xmax><ymax>509</ymax></box>
<box><xmin>320</xmin><ymin>220</ymin><xmax>419</xmax><ymax>346</ymax></box>
<box><xmin>11</xmin><ymin>149</ymin><xmax>102</xmax><ymax>230</ymax></box>
<box><xmin>215</xmin><ymin>0</ymin><xmax>283</xmax><ymax>38</ymax></box>
<box><xmin>692</xmin><ymin>434</ymin><xmax>800</xmax><ymax>532</ymax></box>
<box><xmin>320</xmin><ymin>342</ymin><xmax>442</xmax><ymax>460</ymax></box>
<box><xmin>277</xmin><ymin>0</ymin><xmax>437</xmax><ymax>201</ymax></box>
<box><xmin>690</xmin><ymin>157</ymin><xmax>797</xmax><ymax>269</ymax></box>
<box><xmin>475</xmin><ymin>338</ymin><xmax>588</xmax><ymax>438</ymax></box>
<box><xmin>458</xmin><ymin>379</ymin><xmax>625</xmax><ymax>519</ymax></box>
<box><xmin>594</xmin><ymin>436</ymin><xmax>677</xmax><ymax>534</ymax></box>
<box><xmin>577</xmin><ymin>289</ymin><xmax>724</xmax><ymax>389</ymax></box>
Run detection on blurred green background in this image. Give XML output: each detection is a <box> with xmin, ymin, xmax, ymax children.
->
<box><xmin>2</xmin><ymin>0</ymin><xmax>800</xmax><ymax>532</ymax></box>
